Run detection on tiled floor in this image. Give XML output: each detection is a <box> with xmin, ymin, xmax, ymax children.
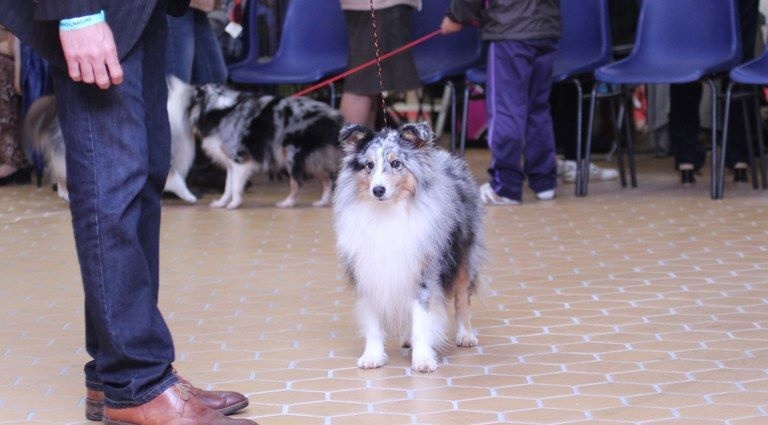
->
<box><xmin>1</xmin><ymin>147</ymin><xmax>768</xmax><ymax>424</ymax></box>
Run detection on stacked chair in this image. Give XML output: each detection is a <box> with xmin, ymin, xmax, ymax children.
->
<box><xmin>228</xmin><ymin>0</ymin><xmax>348</xmax><ymax>106</ymax></box>
<box><xmin>590</xmin><ymin>0</ymin><xmax>742</xmax><ymax>199</ymax></box>
<box><xmin>718</xmin><ymin>46</ymin><xmax>768</xmax><ymax>198</ymax></box>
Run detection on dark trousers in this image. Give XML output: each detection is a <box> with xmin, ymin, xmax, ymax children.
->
<box><xmin>486</xmin><ymin>38</ymin><xmax>558</xmax><ymax>201</ymax></box>
<box><xmin>166</xmin><ymin>8</ymin><xmax>228</xmax><ymax>84</ymax></box>
<box><xmin>670</xmin><ymin>0</ymin><xmax>759</xmax><ymax>170</ymax></box>
<box><xmin>51</xmin><ymin>6</ymin><xmax>177</xmax><ymax>408</ymax></box>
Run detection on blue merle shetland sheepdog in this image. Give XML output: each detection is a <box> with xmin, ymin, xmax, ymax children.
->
<box><xmin>333</xmin><ymin>122</ymin><xmax>486</xmax><ymax>372</ymax></box>
<box><xmin>187</xmin><ymin>83</ymin><xmax>343</xmax><ymax>209</ymax></box>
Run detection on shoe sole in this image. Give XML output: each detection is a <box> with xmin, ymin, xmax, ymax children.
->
<box><xmin>87</xmin><ymin>398</ymin><xmax>249</xmax><ymax>421</ymax></box>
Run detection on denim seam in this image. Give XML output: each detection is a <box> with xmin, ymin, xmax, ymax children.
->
<box><xmin>105</xmin><ymin>375</ymin><xmax>178</xmax><ymax>408</ymax></box>
<box><xmin>83</xmin><ymin>92</ymin><xmax>113</xmax><ymax>377</ymax></box>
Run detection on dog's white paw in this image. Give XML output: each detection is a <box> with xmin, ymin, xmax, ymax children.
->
<box><xmin>210</xmin><ymin>198</ymin><xmax>227</xmax><ymax>208</ymax></box>
<box><xmin>456</xmin><ymin>332</ymin><xmax>478</xmax><ymax>347</ymax></box>
<box><xmin>357</xmin><ymin>351</ymin><xmax>387</xmax><ymax>369</ymax></box>
<box><xmin>276</xmin><ymin>199</ymin><xmax>296</xmax><ymax>208</ymax></box>
<box><xmin>411</xmin><ymin>356</ymin><xmax>438</xmax><ymax>373</ymax></box>
<box><xmin>180</xmin><ymin>194</ymin><xmax>198</xmax><ymax>203</ymax></box>
<box><xmin>311</xmin><ymin>199</ymin><xmax>330</xmax><ymax>208</ymax></box>
<box><xmin>226</xmin><ymin>200</ymin><xmax>242</xmax><ymax>209</ymax></box>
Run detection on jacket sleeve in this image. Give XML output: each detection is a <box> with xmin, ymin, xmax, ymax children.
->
<box><xmin>447</xmin><ymin>0</ymin><xmax>484</xmax><ymax>24</ymax></box>
<box><xmin>33</xmin><ymin>0</ymin><xmax>102</xmax><ymax>21</ymax></box>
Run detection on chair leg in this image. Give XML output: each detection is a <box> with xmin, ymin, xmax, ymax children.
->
<box><xmin>706</xmin><ymin>78</ymin><xmax>719</xmax><ymax>200</ymax></box>
<box><xmin>621</xmin><ymin>85</ymin><xmax>638</xmax><ymax>188</ymax></box>
<box><xmin>570</xmin><ymin>79</ymin><xmax>583</xmax><ymax>196</ymax></box>
<box><xmin>610</xmin><ymin>95</ymin><xmax>628</xmax><ymax>188</ymax></box>
<box><xmin>740</xmin><ymin>96</ymin><xmax>759</xmax><ymax>189</ymax></box>
<box><xmin>581</xmin><ymin>83</ymin><xmax>599</xmax><ymax>197</ymax></box>
<box><xmin>448</xmin><ymin>80</ymin><xmax>457</xmax><ymax>154</ymax></box>
<box><xmin>753</xmin><ymin>89</ymin><xmax>768</xmax><ymax>189</ymax></box>
<box><xmin>460</xmin><ymin>83</ymin><xmax>472</xmax><ymax>157</ymax></box>
<box><xmin>719</xmin><ymin>81</ymin><xmax>734</xmax><ymax>200</ymax></box>
<box><xmin>329</xmin><ymin>82</ymin><xmax>337</xmax><ymax>109</ymax></box>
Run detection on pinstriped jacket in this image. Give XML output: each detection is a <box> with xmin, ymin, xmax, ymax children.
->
<box><xmin>0</xmin><ymin>0</ymin><xmax>190</xmax><ymax>69</ymax></box>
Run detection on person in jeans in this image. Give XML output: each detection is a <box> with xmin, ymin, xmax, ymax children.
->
<box><xmin>0</xmin><ymin>1</ymin><xmax>257</xmax><ymax>423</ymax></box>
<box><xmin>442</xmin><ymin>0</ymin><xmax>561</xmax><ymax>205</ymax></box>
<box><xmin>167</xmin><ymin>0</ymin><xmax>229</xmax><ymax>84</ymax></box>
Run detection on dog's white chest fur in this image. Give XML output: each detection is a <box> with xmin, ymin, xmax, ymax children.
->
<box><xmin>338</xmin><ymin>201</ymin><xmax>432</xmax><ymax>318</ymax></box>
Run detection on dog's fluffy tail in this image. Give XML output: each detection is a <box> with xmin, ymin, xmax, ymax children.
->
<box><xmin>22</xmin><ymin>95</ymin><xmax>67</xmax><ymax>197</ymax></box>
<box><xmin>166</xmin><ymin>74</ymin><xmax>196</xmax><ymax>178</ymax></box>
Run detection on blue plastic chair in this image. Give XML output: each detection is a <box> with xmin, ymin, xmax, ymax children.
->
<box><xmin>412</xmin><ymin>0</ymin><xmax>481</xmax><ymax>153</ymax></box>
<box><xmin>457</xmin><ymin>0</ymin><xmax>611</xmax><ymax>173</ymax></box>
<box><xmin>718</xmin><ymin>47</ymin><xmax>768</xmax><ymax>198</ymax></box>
<box><xmin>228</xmin><ymin>0</ymin><xmax>348</xmax><ymax>106</ymax></box>
<box><xmin>593</xmin><ymin>0</ymin><xmax>742</xmax><ymax>199</ymax></box>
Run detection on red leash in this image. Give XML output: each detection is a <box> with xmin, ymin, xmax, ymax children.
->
<box><xmin>291</xmin><ymin>29</ymin><xmax>442</xmax><ymax>98</ymax></box>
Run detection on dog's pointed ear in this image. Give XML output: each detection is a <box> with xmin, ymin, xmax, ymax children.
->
<box><xmin>339</xmin><ymin>123</ymin><xmax>372</xmax><ymax>154</ymax></box>
<box><xmin>399</xmin><ymin>122</ymin><xmax>435</xmax><ymax>149</ymax></box>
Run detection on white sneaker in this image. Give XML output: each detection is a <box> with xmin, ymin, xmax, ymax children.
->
<box><xmin>559</xmin><ymin>159</ymin><xmax>619</xmax><ymax>183</ymax></box>
<box><xmin>536</xmin><ymin>189</ymin><xmax>555</xmax><ymax>201</ymax></box>
<box><xmin>479</xmin><ymin>182</ymin><xmax>520</xmax><ymax>206</ymax></box>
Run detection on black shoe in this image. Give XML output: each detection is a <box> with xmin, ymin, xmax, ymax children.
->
<box><xmin>681</xmin><ymin>169</ymin><xmax>696</xmax><ymax>185</ymax></box>
<box><xmin>733</xmin><ymin>163</ymin><xmax>749</xmax><ymax>183</ymax></box>
<box><xmin>0</xmin><ymin>167</ymin><xmax>32</xmax><ymax>186</ymax></box>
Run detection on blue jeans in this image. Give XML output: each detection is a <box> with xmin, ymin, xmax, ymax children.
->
<box><xmin>51</xmin><ymin>5</ymin><xmax>177</xmax><ymax>408</ymax></box>
<box><xmin>166</xmin><ymin>8</ymin><xmax>228</xmax><ymax>84</ymax></box>
<box><xmin>486</xmin><ymin>38</ymin><xmax>558</xmax><ymax>201</ymax></box>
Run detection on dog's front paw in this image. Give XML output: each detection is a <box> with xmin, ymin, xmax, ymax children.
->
<box><xmin>311</xmin><ymin>199</ymin><xmax>330</xmax><ymax>208</ymax></box>
<box><xmin>411</xmin><ymin>356</ymin><xmax>438</xmax><ymax>373</ymax></box>
<box><xmin>210</xmin><ymin>198</ymin><xmax>227</xmax><ymax>208</ymax></box>
<box><xmin>456</xmin><ymin>331</ymin><xmax>478</xmax><ymax>347</ymax></box>
<box><xmin>357</xmin><ymin>351</ymin><xmax>387</xmax><ymax>369</ymax></box>
<box><xmin>226</xmin><ymin>200</ymin><xmax>242</xmax><ymax>209</ymax></box>
<box><xmin>276</xmin><ymin>199</ymin><xmax>296</xmax><ymax>208</ymax></box>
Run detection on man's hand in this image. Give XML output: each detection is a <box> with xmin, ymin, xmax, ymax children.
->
<box><xmin>59</xmin><ymin>22</ymin><xmax>123</xmax><ymax>89</ymax></box>
<box><xmin>440</xmin><ymin>16</ymin><xmax>463</xmax><ymax>34</ymax></box>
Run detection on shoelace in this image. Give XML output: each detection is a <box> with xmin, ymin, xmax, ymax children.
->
<box><xmin>176</xmin><ymin>382</ymin><xmax>192</xmax><ymax>401</ymax></box>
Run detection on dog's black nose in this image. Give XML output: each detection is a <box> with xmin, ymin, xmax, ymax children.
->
<box><xmin>372</xmin><ymin>186</ymin><xmax>386</xmax><ymax>198</ymax></box>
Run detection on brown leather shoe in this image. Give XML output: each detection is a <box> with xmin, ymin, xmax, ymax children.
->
<box><xmin>86</xmin><ymin>375</ymin><xmax>248</xmax><ymax>421</ymax></box>
<box><xmin>103</xmin><ymin>383</ymin><xmax>258</xmax><ymax>425</ymax></box>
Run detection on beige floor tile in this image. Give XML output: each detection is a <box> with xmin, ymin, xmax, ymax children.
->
<box><xmin>2</xmin><ymin>150</ymin><xmax>768</xmax><ymax>424</ymax></box>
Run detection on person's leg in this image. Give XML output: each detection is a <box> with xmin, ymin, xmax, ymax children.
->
<box><xmin>166</xmin><ymin>10</ymin><xmax>195</xmax><ymax>83</ymax></box>
<box><xmin>725</xmin><ymin>0</ymin><xmax>760</xmax><ymax>171</ymax></box>
<box><xmin>485</xmin><ymin>40</ymin><xmax>532</xmax><ymax>202</ymax></box>
<box><xmin>340</xmin><ymin>92</ymin><xmax>375</xmax><ymax>127</ymax></box>
<box><xmin>669</xmin><ymin>82</ymin><xmax>705</xmax><ymax>171</ymax></box>
<box><xmin>190</xmin><ymin>8</ymin><xmax>228</xmax><ymax>84</ymax></box>
<box><xmin>523</xmin><ymin>38</ymin><xmax>558</xmax><ymax>195</ymax></box>
<box><xmin>52</xmin><ymin>6</ymin><xmax>176</xmax><ymax>408</ymax></box>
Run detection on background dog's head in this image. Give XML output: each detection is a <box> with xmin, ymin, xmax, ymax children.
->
<box><xmin>338</xmin><ymin>122</ymin><xmax>436</xmax><ymax>203</ymax></box>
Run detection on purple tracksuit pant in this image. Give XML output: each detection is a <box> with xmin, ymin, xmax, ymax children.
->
<box><xmin>486</xmin><ymin>38</ymin><xmax>558</xmax><ymax>201</ymax></box>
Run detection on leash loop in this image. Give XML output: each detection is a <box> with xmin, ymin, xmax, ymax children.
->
<box><xmin>368</xmin><ymin>0</ymin><xmax>388</xmax><ymax>127</ymax></box>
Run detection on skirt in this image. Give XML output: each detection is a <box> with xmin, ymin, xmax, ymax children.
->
<box><xmin>343</xmin><ymin>5</ymin><xmax>421</xmax><ymax>95</ymax></box>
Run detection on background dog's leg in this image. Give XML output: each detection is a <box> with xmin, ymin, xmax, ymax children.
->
<box><xmin>210</xmin><ymin>164</ymin><xmax>234</xmax><ymax>208</ymax></box>
<box><xmin>454</xmin><ymin>266</ymin><xmax>478</xmax><ymax>347</ymax></box>
<box><xmin>356</xmin><ymin>300</ymin><xmax>387</xmax><ymax>369</ymax></box>
<box><xmin>276</xmin><ymin>176</ymin><xmax>300</xmax><ymax>208</ymax></box>
<box><xmin>311</xmin><ymin>176</ymin><xmax>333</xmax><ymax>207</ymax></box>
<box><xmin>226</xmin><ymin>162</ymin><xmax>252</xmax><ymax>209</ymax></box>
<box><xmin>164</xmin><ymin>169</ymin><xmax>197</xmax><ymax>203</ymax></box>
<box><xmin>410</xmin><ymin>299</ymin><xmax>444</xmax><ymax>373</ymax></box>
<box><xmin>56</xmin><ymin>180</ymin><xmax>70</xmax><ymax>203</ymax></box>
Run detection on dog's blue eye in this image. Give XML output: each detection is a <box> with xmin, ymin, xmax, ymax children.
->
<box><xmin>365</xmin><ymin>161</ymin><xmax>374</xmax><ymax>171</ymax></box>
<box><xmin>391</xmin><ymin>160</ymin><xmax>402</xmax><ymax>169</ymax></box>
